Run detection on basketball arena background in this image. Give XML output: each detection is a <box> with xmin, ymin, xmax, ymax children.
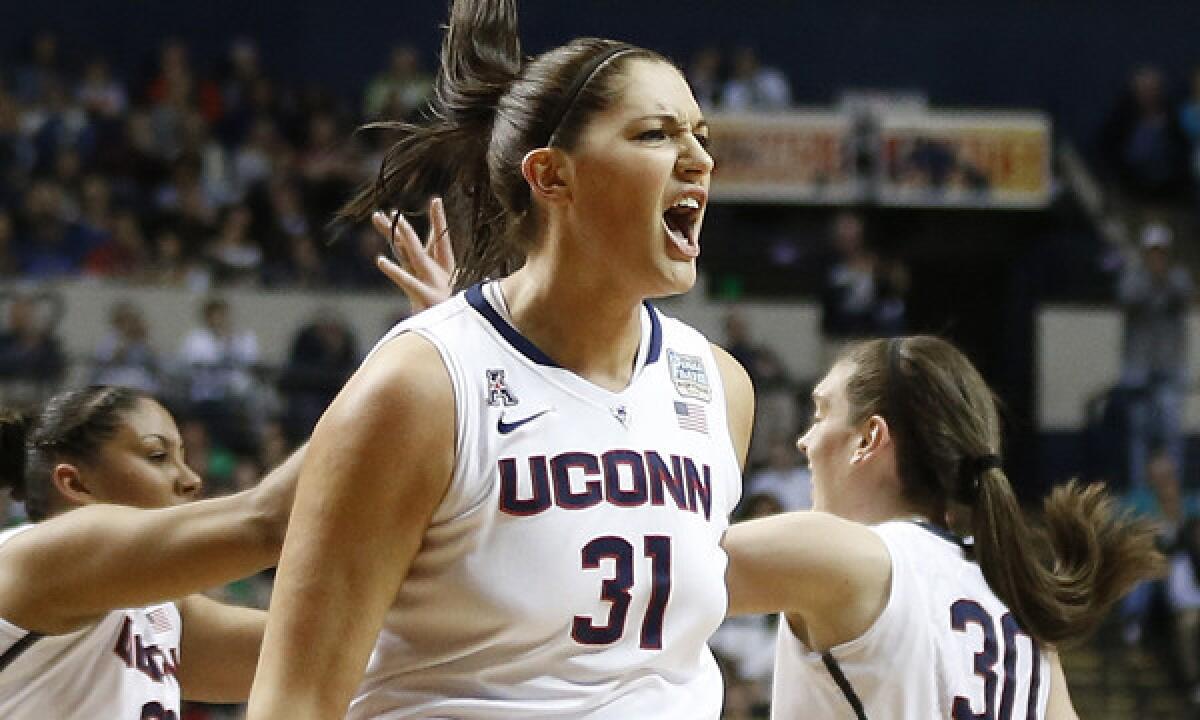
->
<box><xmin>4</xmin><ymin>1</ymin><xmax>1200</xmax><ymax>717</ymax></box>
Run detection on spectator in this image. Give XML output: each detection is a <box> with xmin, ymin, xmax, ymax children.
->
<box><xmin>89</xmin><ymin>300</ymin><xmax>161</xmax><ymax>393</ymax></box>
<box><xmin>1118</xmin><ymin>222</ymin><xmax>1192</xmax><ymax>490</ymax></box>
<box><xmin>0</xmin><ymin>90</ymin><xmax>34</xmax><ymax>205</ymax></box>
<box><xmin>13</xmin><ymin>30</ymin><xmax>63</xmax><ymax>106</ymax></box>
<box><xmin>23</xmin><ymin>79</ymin><xmax>91</xmax><ymax>176</ymax></box>
<box><xmin>819</xmin><ymin>211</ymin><xmax>907</xmax><ymax>363</ymax></box>
<box><xmin>747</xmin><ymin>348</ymin><xmax>799</xmax><ymax>470</ymax></box>
<box><xmin>722</xmin><ymin>308</ymin><xmax>764</xmax><ymax>384</ymax></box>
<box><xmin>15</xmin><ymin>179</ymin><xmax>96</xmax><ymax>278</ymax></box>
<box><xmin>277</xmin><ymin>307</ymin><xmax>359</xmax><ymax>444</ymax></box>
<box><xmin>686</xmin><ymin>47</ymin><xmax>723</xmax><ymax>112</ymax></box>
<box><xmin>721</xmin><ymin>47</ymin><xmax>791</xmax><ymax>112</ymax></box>
<box><xmin>232</xmin><ymin>118</ymin><xmax>288</xmax><ymax>201</ymax></box>
<box><xmin>77</xmin><ymin>56</ymin><xmax>128</xmax><ymax>120</ymax></box>
<box><xmin>84</xmin><ymin>209</ymin><xmax>151</xmax><ymax>279</ymax></box>
<box><xmin>298</xmin><ymin>111</ymin><xmax>362</xmax><ymax>221</ymax></box>
<box><xmin>1100</xmin><ymin>65</ymin><xmax>1191</xmax><ymax>203</ymax></box>
<box><xmin>363</xmin><ymin>45</ymin><xmax>433</xmax><ymax>121</ymax></box>
<box><xmin>0</xmin><ymin>292</ymin><xmax>66</xmax><ymax>404</ymax></box>
<box><xmin>147</xmin><ymin>227</ymin><xmax>211</xmax><ymax>290</ymax></box>
<box><xmin>1122</xmin><ymin>452</ymin><xmax>1198</xmax><ymax>647</ymax></box>
<box><xmin>264</xmin><ymin>233</ymin><xmax>327</xmax><ymax>289</ymax></box>
<box><xmin>177</xmin><ymin>297</ymin><xmax>260</xmax><ymax>449</ymax></box>
<box><xmin>746</xmin><ymin>438</ymin><xmax>813</xmax><ymax>512</ymax></box>
<box><xmin>179</xmin><ymin>109</ymin><xmax>234</xmax><ymax>208</ymax></box>
<box><xmin>207</xmin><ymin>204</ymin><xmax>263</xmax><ymax>287</ymax></box>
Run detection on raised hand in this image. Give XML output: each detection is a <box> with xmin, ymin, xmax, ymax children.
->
<box><xmin>373</xmin><ymin>197</ymin><xmax>456</xmax><ymax>313</ymax></box>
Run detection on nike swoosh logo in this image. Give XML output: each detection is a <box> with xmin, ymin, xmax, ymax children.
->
<box><xmin>497</xmin><ymin>410</ymin><xmax>552</xmax><ymax>434</ymax></box>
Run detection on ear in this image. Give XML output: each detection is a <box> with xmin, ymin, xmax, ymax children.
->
<box><xmin>50</xmin><ymin>463</ymin><xmax>96</xmax><ymax>506</ymax></box>
<box><xmin>852</xmin><ymin>415</ymin><xmax>891</xmax><ymax>462</ymax></box>
<box><xmin>521</xmin><ymin>148</ymin><xmax>571</xmax><ymax>204</ymax></box>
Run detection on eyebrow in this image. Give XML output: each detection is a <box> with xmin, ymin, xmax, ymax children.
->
<box><xmin>635</xmin><ymin>113</ymin><xmax>709</xmax><ymax>131</ymax></box>
<box><xmin>140</xmin><ymin>433</ymin><xmax>180</xmax><ymax>447</ymax></box>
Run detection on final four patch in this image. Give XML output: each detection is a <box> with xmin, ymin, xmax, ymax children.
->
<box><xmin>667</xmin><ymin>349</ymin><xmax>711</xmax><ymax>402</ymax></box>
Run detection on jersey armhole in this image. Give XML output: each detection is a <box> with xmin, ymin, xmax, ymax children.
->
<box><xmin>408</xmin><ymin>327</ymin><xmax>475</xmax><ymax>520</ymax></box>
<box><xmin>822</xmin><ymin>523</ymin><xmax>905</xmax><ymax>658</ymax></box>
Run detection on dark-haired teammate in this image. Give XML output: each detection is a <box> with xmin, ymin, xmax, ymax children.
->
<box><xmin>0</xmin><ymin>386</ymin><xmax>299</xmax><ymax>718</ymax></box>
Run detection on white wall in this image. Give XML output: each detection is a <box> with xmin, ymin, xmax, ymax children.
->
<box><xmin>13</xmin><ymin>277</ymin><xmax>826</xmax><ymax>383</ymax></box>
<box><xmin>27</xmin><ymin>283</ymin><xmax>1200</xmax><ymax>432</ymax></box>
<box><xmin>1037</xmin><ymin>305</ymin><xmax>1200</xmax><ymax>431</ymax></box>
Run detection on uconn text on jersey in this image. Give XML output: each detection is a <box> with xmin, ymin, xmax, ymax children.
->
<box><xmin>498</xmin><ymin>451</ymin><xmax>713</xmax><ymax>519</ymax></box>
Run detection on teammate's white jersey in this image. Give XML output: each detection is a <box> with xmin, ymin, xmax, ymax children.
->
<box><xmin>0</xmin><ymin>524</ymin><xmax>182</xmax><ymax>720</ymax></box>
<box><xmin>772</xmin><ymin>521</ymin><xmax>1050</xmax><ymax>720</ymax></box>
<box><xmin>350</xmin><ymin>282</ymin><xmax>742</xmax><ymax>719</ymax></box>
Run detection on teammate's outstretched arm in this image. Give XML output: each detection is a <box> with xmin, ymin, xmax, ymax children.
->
<box><xmin>0</xmin><ymin>446</ymin><xmax>303</xmax><ymax>637</ymax></box>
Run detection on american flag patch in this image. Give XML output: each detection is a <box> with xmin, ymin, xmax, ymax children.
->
<box><xmin>674</xmin><ymin>401</ymin><xmax>708</xmax><ymax>433</ymax></box>
<box><xmin>146</xmin><ymin>607</ymin><xmax>174</xmax><ymax>635</ymax></box>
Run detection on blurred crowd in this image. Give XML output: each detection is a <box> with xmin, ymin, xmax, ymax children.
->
<box><xmin>0</xmin><ymin>32</ymin><xmax>436</xmax><ymax>291</ymax></box>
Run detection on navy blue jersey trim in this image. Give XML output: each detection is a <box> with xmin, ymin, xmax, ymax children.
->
<box><xmin>913</xmin><ymin>520</ymin><xmax>960</xmax><ymax>546</ymax></box>
<box><xmin>643</xmin><ymin>301</ymin><xmax>663</xmax><ymax>364</ymax></box>
<box><xmin>467</xmin><ymin>283</ymin><xmax>663</xmax><ymax>369</ymax></box>
<box><xmin>913</xmin><ymin>520</ymin><xmax>975</xmax><ymax>559</ymax></box>
<box><xmin>0</xmin><ymin>631</ymin><xmax>42</xmax><ymax>673</ymax></box>
<box><xmin>465</xmin><ymin>284</ymin><xmax>561</xmax><ymax>368</ymax></box>
<box><xmin>821</xmin><ymin>651</ymin><xmax>869</xmax><ymax>720</ymax></box>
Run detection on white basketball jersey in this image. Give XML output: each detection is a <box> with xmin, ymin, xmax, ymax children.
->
<box><xmin>772</xmin><ymin>521</ymin><xmax>1050</xmax><ymax>719</ymax></box>
<box><xmin>0</xmin><ymin>524</ymin><xmax>183</xmax><ymax>719</ymax></box>
<box><xmin>350</xmin><ymin>282</ymin><xmax>742</xmax><ymax>719</ymax></box>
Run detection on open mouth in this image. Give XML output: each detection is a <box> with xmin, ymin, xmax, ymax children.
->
<box><xmin>662</xmin><ymin>196</ymin><xmax>702</xmax><ymax>259</ymax></box>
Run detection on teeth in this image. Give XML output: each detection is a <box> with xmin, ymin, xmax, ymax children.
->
<box><xmin>675</xmin><ymin>197</ymin><xmax>700</xmax><ymax>210</ymax></box>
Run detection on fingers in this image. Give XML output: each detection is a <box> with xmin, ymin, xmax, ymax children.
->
<box><xmin>375</xmin><ymin>255</ymin><xmax>440</xmax><ymax>313</ymax></box>
<box><xmin>427</xmin><ymin>197</ymin><xmax>454</xmax><ymax>276</ymax></box>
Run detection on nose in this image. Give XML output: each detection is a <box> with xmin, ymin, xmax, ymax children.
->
<box><xmin>795</xmin><ymin>431</ymin><xmax>809</xmax><ymax>457</ymax></box>
<box><xmin>677</xmin><ymin>133</ymin><xmax>714</xmax><ymax>179</ymax></box>
<box><xmin>177</xmin><ymin>465</ymin><xmax>204</xmax><ymax>500</ymax></box>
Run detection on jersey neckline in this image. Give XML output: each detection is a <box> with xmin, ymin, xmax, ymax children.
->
<box><xmin>465</xmin><ymin>281</ymin><xmax>664</xmax><ymax>372</ymax></box>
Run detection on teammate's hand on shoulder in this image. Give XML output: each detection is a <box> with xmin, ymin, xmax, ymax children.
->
<box><xmin>374</xmin><ymin>196</ymin><xmax>455</xmax><ymax>313</ymax></box>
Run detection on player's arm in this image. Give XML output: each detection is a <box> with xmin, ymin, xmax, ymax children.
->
<box><xmin>722</xmin><ymin>511</ymin><xmax>891</xmax><ymax>645</ymax></box>
<box><xmin>1046</xmin><ymin>650</ymin><xmax>1080</xmax><ymax>720</ymax></box>
<box><xmin>176</xmin><ymin>593</ymin><xmax>267</xmax><ymax>703</ymax></box>
<box><xmin>710</xmin><ymin>343</ymin><xmax>754</xmax><ymax>470</ymax></box>
<box><xmin>0</xmin><ymin>446</ymin><xmax>303</xmax><ymax>635</ymax></box>
<box><xmin>246</xmin><ymin>334</ymin><xmax>455</xmax><ymax>720</ymax></box>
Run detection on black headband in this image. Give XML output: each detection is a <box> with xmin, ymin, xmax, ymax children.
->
<box><xmin>543</xmin><ymin>44</ymin><xmax>636</xmax><ymax>148</ymax></box>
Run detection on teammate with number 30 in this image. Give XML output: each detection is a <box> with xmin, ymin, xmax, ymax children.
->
<box><xmin>724</xmin><ymin>336</ymin><xmax>1164</xmax><ymax>719</ymax></box>
<box><xmin>245</xmin><ymin>1</ymin><xmax>750</xmax><ymax>718</ymax></box>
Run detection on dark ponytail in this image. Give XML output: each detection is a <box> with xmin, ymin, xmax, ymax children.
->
<box><xmin>973</xmin><ymin>474</ymin><xmax>1161</xmax><ymax>646</ymax></box>
<box><xmin>339</xmin><ymin>0</ymin><xmax>666</xmax><ymax>289</ymax></box>
<box><xmin>0</xmin><ymin>410</ymin><xmax>32</xmax><ymax>505</ymax></box>
<box><xmin>843</xmin><ymin>336</ymin><xmax>1163</xmax><ymax>646</ymax></box>
<box><xmin>338</xmin><ymin>0</ymin><xmax>522</xmax><ymax>288</ymax></box>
